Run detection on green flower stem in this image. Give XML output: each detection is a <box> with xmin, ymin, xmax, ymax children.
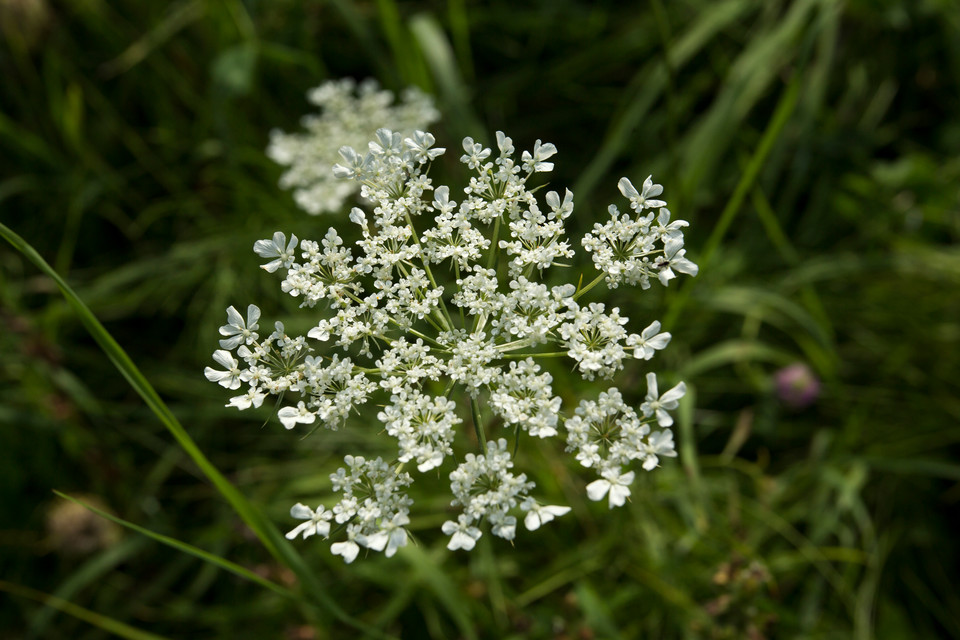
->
<box><xmin>470</xmin><ymin>394</ymin><xmax>488</xmax><ymax>450</ymax></box>
<box><xmin>443</xmin><ymin>378</ymin><xmax>457</xmax><ymax>398</ymax></box>
<box><xmin>495</xmin><ymin>337</ymin><xmax>537</xmax><ymax>352</ymax></box>
<box><xmin>393</xmin><ymin>322</ymin><xmax>445</xmax><ymax>349</ymax></box>
<box><xmin>485</xmin><ymin>213</ymin><xmax>502</xmax><ymax>270</ymax></box>
<box><xmin>467</xmin><ymin>214</ymin><xmax>504</xmax><ymax>338</ymax></box>
<box><xmin>453</xmin><ymin>263</ymin><xmax>467</xmax><ymax>327</ymax></box>
<box><xmin>422</xmin><ymin>311</ymin><xmax>445</xmax><ymax>333</ymax></box>
<box><xmin>501</xmin><ymin>351</ymin><xmax>569</xmax><ymax>359</ymax></box>
<box><xmin>344</xmin><ymin>290</ymin><xmax>367</xmax><ymax>306</ymax></box>
<box><xmin>353</xmin><ymin>366</ymin><xmax>382</xmax><ymax>375</ymax></box>
<box><xmin>403</xmin><ymin>211</ymin><xmax>455</xmax><ymax>331</ymax></box>
<box><xmin>574</xmin><ymin>273</ymin><xmax>607</xmax><ymax>301</ymax></box>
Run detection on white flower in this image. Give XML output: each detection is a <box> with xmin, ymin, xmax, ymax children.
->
<box><xmin>641</xmin><ymin>430</ymin><xmax>677</xmax><ymax>471</ymax></box>
<box><xmin>558</xmin><ymin>303</ymin><xmax>631</xmax><ymax>380</ymax></box>
<box><xmin>581</xmin><ymin>180</ymin><xmax>696</xmax><ymax>291</ymax></box>
<box><xmin>521</xmin><ymin>499</ymin><xmax>571</xmax><ymax>531</ymax></box>
<box><xmin>204</xmin><ymin>350</ymin><xmax>243</xmax><ymax>390</ymax></box>
<box><xmin>564</xmin><ymin>387</ymin><xmax>651</xmax><ymax>471</ymax></box>
<box><xmin>490</xmin><ymin>514</ymin><xmax>517</xmax><ymax>540</ymax></box>
<box><xmin>586</xmin><ymin>469</ymin><xmax>635</xmax><ymax>508</ymax></box>
<box><xmin>226</xmin><ymin>388</ymin><xmax>266</xmax><ymax>410</ymax></box>
<box><xmin>653</xmin><ymin>207</ymin><xmax>689</xmax><ymax>240</ymax></box>
<box><xmin>495</xmin><ymin>131</ymin><xmax>515</xmax><ymax>156</ymax></box>
<box><xmin>405</xmin><ymin>130</ymin><xmax>445</xmax><ymax>163</ymax></box>
<box><xmin>253</xmin><ymin>231</ymin><xmax>299</xmax><ymax>273</ymax></box>
<box><xmin>208</xmin><ymin>127</ymin><xmax>700</xmax><ymax>559</ymax></box>
<box><xmin>326</xmin><ymin>456</ymin><xmax>413</xmax><ymax>561</ymax></box>
<box><xmin>358</xmin><ymin>511</ymin><xmax>410</xmax><ymax>558</ymax></box>
<box><xmin>442</xmin><ymin>331</ymin><xmax>500</xmax><ymax>392</ymax></box>
<box><xmin>218</xmin><ymin>304</ymin><xmax>261</xmax><ymax>350</ymax></box>
<box><xmin>448</xmin><ymin>439</ymin><xmax>536</xmax><ymax>541</ymax></box>
<box><xmin>285</xmin><ymin>503</ymin><xmax>333</xmax><ymax>540</ymax></box>
<box><xmin>618</xmin><ymin>175</ymin><xmax>666</xmax><ymax>211</ymax></box>
<box><xmin>656</xmin><ymin>236</ymin><xmax>699</xmax><ymax>285</ymax></box>
<box><xmin>545</xmin><ymin>188</ymin><xmax>574</xmax><ymax>219</ymax></box>
<box><xmin>442</xmin><ymin>515</ymin><xmax>483</xmax><ymax>551</ymax></box>
<box><xmin>489</xmin><ymin>359</ymin><xmax>561</xmax><ymax>438</ymax></box>
<box><xmin>460</xmin><ymin>137</ymin><xmax>491</xmax><ymax>169</ymax></box>
<box><xmin>277</xmin><ymin>401</ymin><xmax>316</xmax><ymax>430</ymax></box>
<box><xmin>332</xmin><ymin>145</ymin><xmax>368</xmax><ymax>181</ymax></box>
<box><xmin>627</xmin><ymin>320</ymin><xmax>671</xmax><ymax>360</ymax></box>
<box><xmin>640</xmin><ymin>372</ymin><xmax>686</xmax><ymax>427</ymax></box>
<box><xmin>452</xmin><ymin>269</ymin><xmax>502</xmax><ymax>318</ymax></box>
<box><xmin>268</xmin><ymin>79</ymin><xmax>438</xmax><ymax>214</ymax></box>
<box><xmin>331</xmin><ymin>538</ymin><xmax>360</xmax><ymax>563</ymax></box>
<box><xmin>521</xmin><ymin>139</ymin><xmax>557</xmax><ymax>173</ymax></box>
<box><xmin>378</xmin><ymin>391</ymin><xmax>458</xmax><ymax>472</ymax></box>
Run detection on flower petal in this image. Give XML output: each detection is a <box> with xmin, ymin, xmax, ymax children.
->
<box><xmin>586</xmin><ymin>478</ymin><xmax>611</xmax><ymax>502</ymax></box>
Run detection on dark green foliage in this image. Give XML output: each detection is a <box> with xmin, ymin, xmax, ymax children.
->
<box><xmin>2</xmin><ymin>0</ymin><xmax>958</xmax><ymax>637</ymax></box>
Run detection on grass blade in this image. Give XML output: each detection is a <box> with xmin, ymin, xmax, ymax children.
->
<box><xmin>0</xmin><ymin>222</ymin><xmax>391</xmax><ymax>638</ymax></box>
<box><xmin>27</xmin><ymin>537</ymin><xmax>149</xmax><ymax>639</ymax></box>
<box><xmin>409</xmin><ymin>13</ymin><xmax>485</xmax><ymax>142</ymax></box>
<box><xmin>663</xmin><ymin>74</ymin><xmax>801</xmax><ymax>329</ymax></box>
<box><xmin>53</xmin><ymin>491</ymin><xmax>296</xmax><ymax>600</ymax></box>
<box><xmin>0</xmin><ymin>579</ymin><xmax>171</xmax><ymax>640</ymax></box>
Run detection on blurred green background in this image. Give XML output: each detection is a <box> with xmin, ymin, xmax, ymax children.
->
<box><xmin>2</xmin><ymin>0</ymin><xmax>959</xmax><ymax>638</ymax></box>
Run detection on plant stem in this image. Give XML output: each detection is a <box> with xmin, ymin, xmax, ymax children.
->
<box><xmin>404</xmin><ymin>211</ymin><xmax>455</xmax><ymax>332</ymax></box>
<box><xmin>470</xmin><ymin>394</ymin><xmax>487</xmax><ymax>450</ymax></box>
<box><xmin>486</xmin><ymin>213</ymin><xmax>502</xmax><ymax>270</ymax></box>
<box><xmin>574</xmin><ymin>273</ymin><xmax>606</xmax><ymax>301</ymax></box>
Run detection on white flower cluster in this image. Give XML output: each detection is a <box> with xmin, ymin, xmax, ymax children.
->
<box><xmin>205</xmin><ymin>128</ymin><xmax>698</xmax><ymax>561</ymax></box>
<box><xmin>267</xmin><ymin>78</ymin><xmax>439</xmax><ymax>215</ymax></box>
<box><xmin>582</xmin><ymin>177</ymin><xmax>698</xmax><ymax>289</ymax></box>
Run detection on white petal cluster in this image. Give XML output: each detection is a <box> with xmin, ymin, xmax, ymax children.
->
<box><xmin>441</xmin><ymin>330</ymin><xmax>500</xmax><ymax>393</ymax></box>
<box><xmin>218</xmin><ymin>304</ymin><xmax>260</xmax><ymax>350</ymax></box>
<box><xmin>447</xmin><ymin>439</ymin><xmax>534</xmax><ymax>543</ymax></box>
<box><xmin>285</xmin><ymin>503</ymin><xmax>333</xmax><ymax>540</ymax></box>
<box><xmin>497</xmin><ymin>188</ymin><xmax>575</xmax><ymax>277</ymax></box>
<box><xmin>641</xmin><ymin>372</ymin><xmax>687</xmax><ymax>427</ymax></box>
<box><xmin>378</xmin><ymin>391</ymin><xmax>459</xmax><ymax>472</ymax></box>
<box><xmin>268</xmin><ymin>78</ymin><xmax>439</xmax><ymax>215</ymax></box>
<box><xmin>558</xmin><ymin>302</ymin><xmax>632</xmax><ymax>380</ymax></box>
<box><xmin>208</xmin><ymin>128</ymin><xmax>699</xmax><ymax>559</ymax></box>
<box><xmin>489</xmin><ymin>359</ymin><xmax>561</xmax><ymax>438</ymax></box>
<box><xmin>492</xmin><ymin>277</ymin><xmax>576</xmax><ymax>345</ymax></box>
<box><xmin>582</xmin><ymin>176</ymin><xmax>698</xmax><ymax>289</ymax></box>
<box><xmin>375</xmin><ymin>338</ymin><xmax>441</xmax><ymax>393</ymax></box>
<box><xmin>318</xmin><ymin>455</ymin><xmax>414</xmax><ymax>562</ymax></box>
<box><xmin>564</xmin><ymin>387</ymin><xmax>679</xmax><ymax>505</ymax></box>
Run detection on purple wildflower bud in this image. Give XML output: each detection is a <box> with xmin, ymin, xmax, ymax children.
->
<box><xmin>775</xmin><ymin>363</ymin><xmax>820</xmax><ymax>409</ymax></box>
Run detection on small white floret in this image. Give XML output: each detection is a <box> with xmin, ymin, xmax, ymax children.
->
<box><xmin>522</xmin><ymin>500</ymin><xmax>572</xmax><ymax>531</ymax></box>
<box><xmin>277</xmin><ymin>401</ymin><xmax>316</xmax><ymax>430</ymax></box>
<box><xmin>586</xmin><ymin>469</ymin><xmax>636</xmax><ymax>508</ymax></box>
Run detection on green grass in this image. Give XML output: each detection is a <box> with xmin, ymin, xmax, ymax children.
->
<box><xmin>2</xmin><ymin>0</ymin><xmax>959</xmax><ymax>637</ymax></box>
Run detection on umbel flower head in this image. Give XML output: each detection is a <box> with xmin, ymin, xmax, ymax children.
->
<box><xmin>267</xmin><ymin>78</ymin><xmax>439</xmax><ymax>215</ymax></box>
<box><xmin>206</xmin><ymin>128</ymin><xmax>697</xmax><ymax>562</ymax></box>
